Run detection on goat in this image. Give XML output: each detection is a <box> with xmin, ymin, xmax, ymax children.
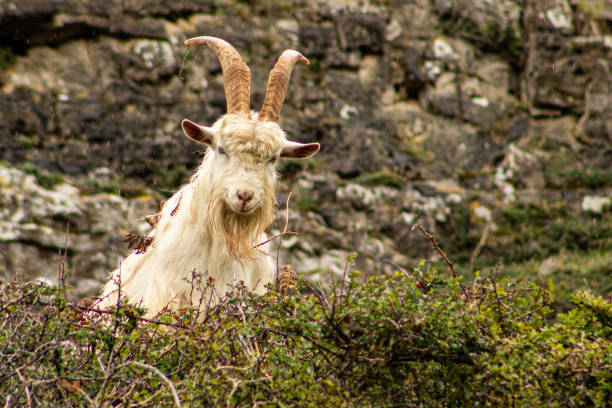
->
<box><xmin>97</xmin><ymin>36</ymin><xmax>319</xmax><ymax>318</ymax></box>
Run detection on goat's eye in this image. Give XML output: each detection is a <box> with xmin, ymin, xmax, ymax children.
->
<box><xmin>217</xmin><ymin>147</ymin><xmax>227</xmax><ymax>156</ymax></box>
<box><xmin>267</xmin><ymin>156</ymin><xmax>278</xmax><ymax>164</ymax></box>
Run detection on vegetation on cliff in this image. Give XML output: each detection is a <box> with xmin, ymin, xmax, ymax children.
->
<box><xmin>1</xmin><ymin>253</ymin><xmax>610</xmax><ymax>407</ymax></box>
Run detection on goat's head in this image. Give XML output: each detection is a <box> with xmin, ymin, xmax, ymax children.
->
<box><xmin>181</xmin><ymin>37</ymin><xmax>319</xmax><ymax>258</ymax></box>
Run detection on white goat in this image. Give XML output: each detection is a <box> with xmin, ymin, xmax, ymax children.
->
<box><xmin>98</xmin><ymin>36</ymin><xmax>319</xmax><ymax>318</ymax></box>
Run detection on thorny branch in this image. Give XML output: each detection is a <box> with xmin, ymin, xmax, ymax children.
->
<box><xmin>412</xmin><ymin>224</ymin><xmax>469</xmax><ymax>298</ymax></box>
<box><xmin>68</xmin><ymin>304</ymin><xmax>191</xmax><ymax>330</ymax></box>
<box><xmin>411</xmin><ymin>224</ymin><xmax>456</xmax><ymax>276</ymax></box>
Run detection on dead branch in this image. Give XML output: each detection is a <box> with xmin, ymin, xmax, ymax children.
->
<box><xmin>470</xmin><ymin>221</ymin><xmax>491</xmax><ymax>273</ymax></box>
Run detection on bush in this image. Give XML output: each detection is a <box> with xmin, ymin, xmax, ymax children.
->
<box><xmin>0</xmin><ymin>263</ymin><xmax>610</xmax><ymax>407</ymax></box>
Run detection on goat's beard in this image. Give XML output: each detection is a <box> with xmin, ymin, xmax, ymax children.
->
<box><xmin>206</xmin><ymin>185</ymin><xmax>274</xmax><ymax>261</ymax></box>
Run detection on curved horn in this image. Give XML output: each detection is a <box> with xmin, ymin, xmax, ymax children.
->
<box><xmin>259</xmin><ymin>50</ymin><xmax>309</xmax><ymax>122</ymax></box>
<box><xmin>185</xmin><ymin>36</ymin><xmax>251</xmax><ymax>115</ymax></box>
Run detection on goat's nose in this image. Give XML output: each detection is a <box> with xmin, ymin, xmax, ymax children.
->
<box><xmin>237</xmin><ymin>190</ymin><xmax>254</xmax><ymax>203</ymax></box>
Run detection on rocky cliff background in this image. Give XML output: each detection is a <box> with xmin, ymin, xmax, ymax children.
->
<box><xmin>0</xmin><ymin>0</ymin><xmax>610</xmax><ymax>304</ymax></box>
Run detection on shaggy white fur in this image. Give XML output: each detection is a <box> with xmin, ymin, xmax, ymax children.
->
<box><xmin>97</xmin><ymin>114</ymin><xmax>318</xmax><ymax>318</ymax></box>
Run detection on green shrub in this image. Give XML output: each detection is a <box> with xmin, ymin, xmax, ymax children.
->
<box><xmin>351</xmin><ymin>169</ymin><xmax>408</xmax><ymax>188</ymax></box>
<box><xmin>0</xmin><ymin>263</ymin><xmax>610</xmax><ymax>407</ymax></box>
<box><xmin>545</xmin><ymin>168</ymin><xmax>612</xmax><ymax>190</ymax></box>
<box><xmin>0</xmin><ymin>46</ymin><xmax>16</xmax><ymax>73</ymax></box>
<box><xmin>498</xmin><ymin>203</ymin><xmax>612</xmax><ymax>260</ymax></box>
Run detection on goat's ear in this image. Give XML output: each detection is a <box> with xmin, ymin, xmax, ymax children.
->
<box><xmin>281</xmin><ymin>141</ymin><xmax>320</xmax><ymax>159</ymax></box>
<box><xmin>181</xmin><ymin>119</ymin><xmax>214</xmax><ymax>145</ymax></box>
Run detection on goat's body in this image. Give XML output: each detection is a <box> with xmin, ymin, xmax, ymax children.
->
<box><xmin>99</xmin><ymin>150</ymin><xmax>274</xmax><ymax>318</ymax></box>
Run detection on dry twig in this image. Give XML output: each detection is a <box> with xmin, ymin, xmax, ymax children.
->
<box><xmin>255</xmin><ymin>192</ymin><xmax>298</xmax><ymax>290</ymax></box>
<box><xmin>124</xmin><ymin>233</ymin><xmax>154</xmax><ymax>255</ymax></box>
<box><xmin>15</xmin><ymin>369</ymin><xmax>32</xmax><ymax>408</ymax></box>
<box><xmin>470</xmin><ymin>221</ymin><xmax>491</xmax><ymax>273</ymax></box>
<box><xmin>127</xmin><ymin>361</ymin><xmax>182</xmax><ymax>408</ymax></box>
<box><xmin>278</xmin><ymin>265</ymin><xmax>297</xmax><ymax>295</ymax></box>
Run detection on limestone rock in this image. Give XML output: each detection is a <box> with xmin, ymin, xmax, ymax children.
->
<box><xmin>0</xmin><ymin>0</ymin><xmax>610</xmax><ymax>297</ymax></box>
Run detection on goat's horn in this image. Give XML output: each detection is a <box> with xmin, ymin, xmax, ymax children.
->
<box><xmin>259</xmin><ymin>50</ymin><xmax>309</xmax><ymax>122</ymax></box>
<box><xmin>185</xmin><ymin>36</ymin><xmax>251</xmax><ymax>115</ymax></box>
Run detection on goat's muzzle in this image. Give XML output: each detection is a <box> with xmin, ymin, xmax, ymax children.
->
<box><xmin>227</xmin><ymin>187</ymin><xmax>259</xmax><ymax>214</ymax></box>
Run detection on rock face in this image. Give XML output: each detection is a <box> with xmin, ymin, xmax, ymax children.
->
<box><xmin>1</xmin><ymin>0</ymin><xmax>611</xmax><ymax>299</ymax></box>
<box><xmin>0</xmin><ymin>162</ymin><xmax>155</xmax><ymax>297</ymax></box>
